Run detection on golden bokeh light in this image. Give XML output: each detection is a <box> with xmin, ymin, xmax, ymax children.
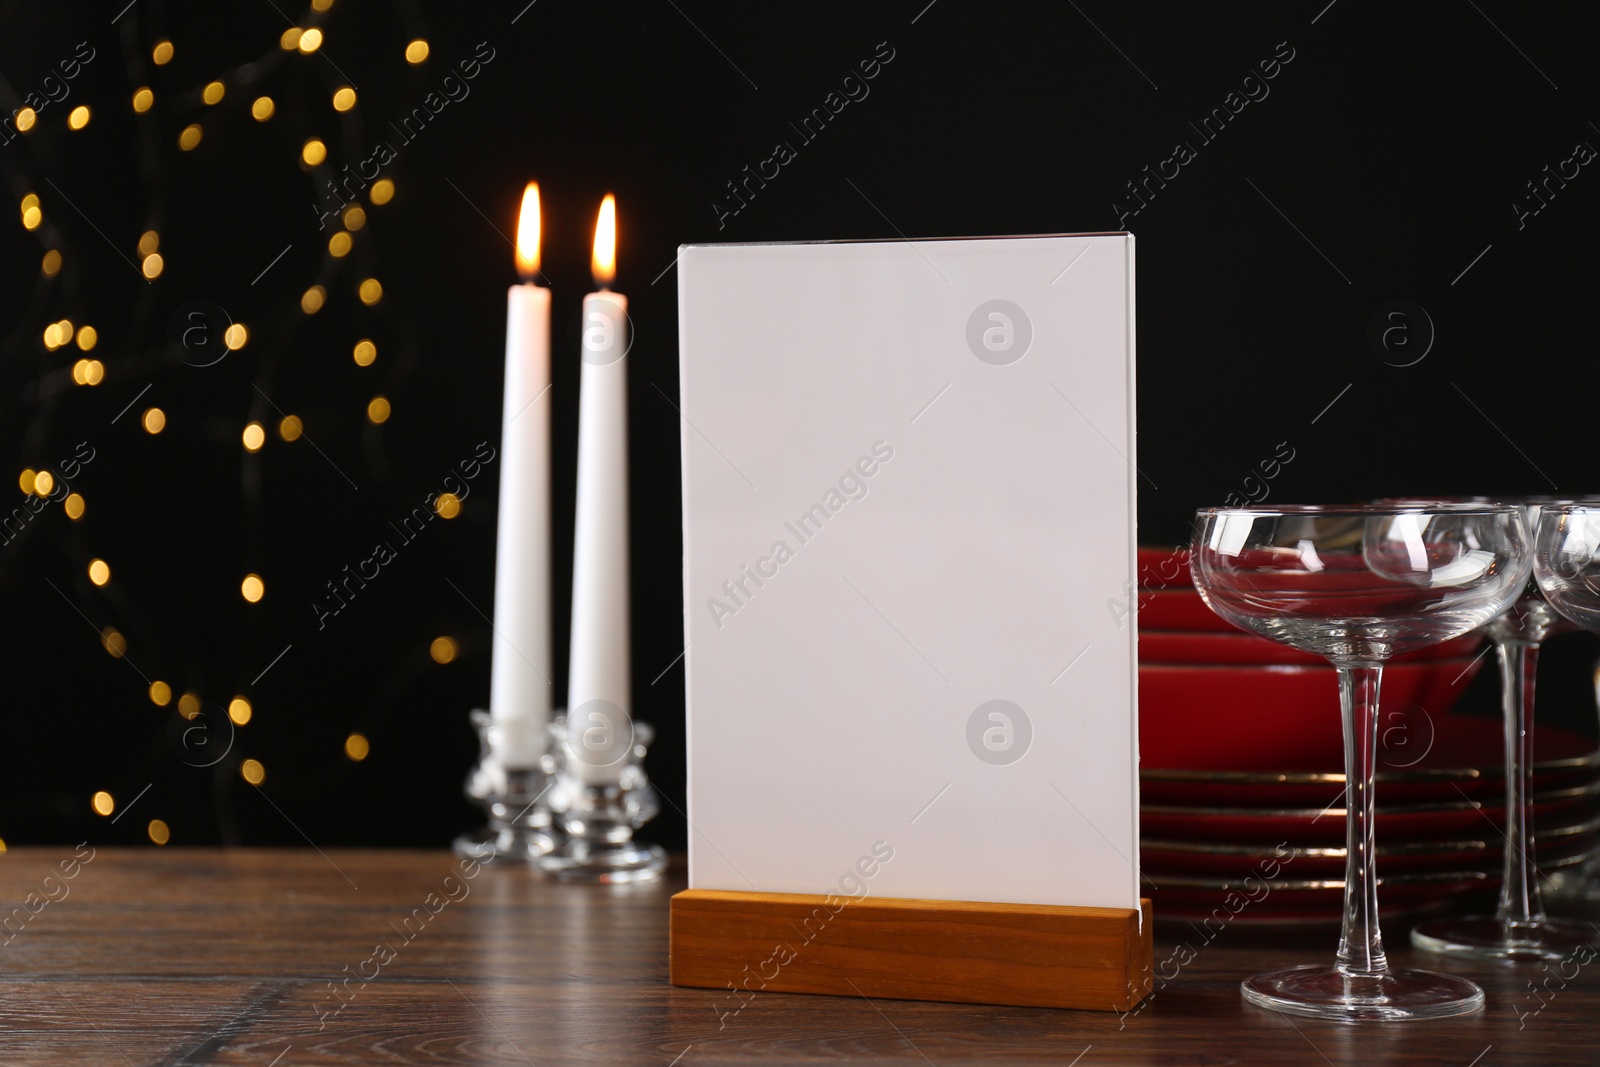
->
<box><xmin>81</xmin><ymin>360</ymin><xmax>105</xmax><ymax>385</ymax></box>
<box><xmin>366</xmin><ymin>396</ymin><xmax>391</xmax><ymax>424</ymax></box>
<box><xmin>279</xmin><ymin>415</ymin><xmax>303</xmax><ymax>441</ymax></box>
<box><xmin>352</xmin><ymin>339</ymin><xmax>376</xmax><ymax>366</ymax></box>
<box><xmin>21</xmin><ymin>193</ymin><xmax>41</xmax><ymax>229</ymax></box>
<box><xmin>149</xmin><ymin>680</ymin><xmax>172</xmax><ymax>706</ymax></box>
<box><xmin>342</xmin><ymin>204</ymin><xmax>366</xmax><ymax>230</ymax></box>
<box><xmin>179</xmin><ymin>124</ymin><xmax>202</xmax><ymax>151</ymax></box>
<box><xmin>101</xmin><ymin>626</ymin><xmax>126</xmax><ymax>657</ymax></box>
<box><xmin>138</xmin><ymin>230</ymin><xmax>160</xmax><ymax>256</ymax></box>
<box><xmin>77</xmin><ymin>325</ymin><xmax>98</xmax><ymax>350</ymax></box>
<box><xmin>298</xmin><ymin>27</ymin><xmax>324</xmax><ymax>53</ymax></box>
<box><xmin>15</xmin><ymin>107</ymin><xmax>35</xmax><ymax>132</ymax></box>
<box><xmin>88</xmin><ymin>558</ymin><xmax>110</xmax><ymax>585</ymax></box>
<box><xmin>17</xmin><ymin>469</ymin><xmax>34</xmax><ymax>494</ymax></box>
<box><xmin>313</xmin><ymin>0</ymin><xmax>335</xmax><ymax>9</ymax></box>
<box><xmin>33</xmin><ymin>469</ymin><xmax>54</xmax><ymax>495</ymax></box>
<box><xmin>64</xmin><ymin>492</ymin><xmax>85</xmax><ymax>519</ymax></box>
<box><xmin>242</xmin><ymin>422</ymin><xmax>265</xmax><ymax>452</ymax></box>
<box><xmin>142</xmin><ymin>407</ymin><xmax>166</xmax><ymax>434</ymax></box>
<box><xmin>241</xmin><ymin>574</ymin><xmax>265</xmax><ymax>603</ymax></box>
<box><xmin>332</xmin><ymin>86</ymin><xmax>357</xmax><ymax>111</ymax></box>
<box><xmin>228</xmin><ymin>697</ymin><xmax>252</xmax><ymax>726</ymax></box>
<box><xmin>132</xmin><ymin>87</ymin><xmax>154</xmax><ymax>113</ymax></box>
<box><xmin>224</xmin><ymin>324</ymin><xmax>248</xmax><ymax>350</ymax></box>
<box><xmin>328</xmin><ymin>231</ymin><xmax>352</xmax><ymax>257</ymax></box>
<box><xmin>241</xmin><ymin>759</ymin><xmax>265</xmax><ymax>785</ymax></box>
<box><xmin>344</xmin><ymin>733</ymin><xmax>370</xmax><ymax>761</ymax></box>
<box><xmin>301</xmin><ymin>285</ymin><xmax>326</xmax><ymax>314</ymax></box>
<box><xmin>142</xmin><ymin>252</ymin><xmax>165</xmax><ymax>278</ymax></box>
<box><xmin>177</xmin><ymin>692</ymin><xmax>201</xmax><ymax>719</ymax></box>
<box><xmin>67</xmin><ymin>105</ymin><xmax>90</xmax><ymax>130</ymax></box>
<box><xmin>42</xmin><ymin>249</ymin><xmax>61</xmax><ymax>275</ymax></box>
<box><xmin>429</xmin><ymin>636</ymin><xmax>458</xmax><ymax>664</ymax></box>
<box><xmin>252</xmin><ymin>96</ymin><xmax>275</xmax><ymax>121</ymax></box>
<box><xmin>152</xmin><ymin>39</ymin><xmax>174</xmax><ymax>65</ymax></box>
<box><xmin>92</xmin><ymin>791</ymin><xmax>115</xmax><ymax>816</ymax></box>
<box><xmin>203</xmin><ymin>81</ymin><xmax>226</xmax><ymax>105</ymax></box>
<box><xmin>405</xmin><ymin>39</ymin><xmax>430</xmax><ymax>64</ymax></box>
<box><xmin>434</xmin><ymin>492</ymin><xmax>461</xmax><ymax>519</ymax></box>
<box><xmin>44</xmin><ymin>323</ymin><xmax>61</xmax><ymax>349</ymax></box>
<box><xmin>279</xmin><ymin>27</ymin><xmax>302</xmax><ymax>50</ymax></box>
<box><xmin>148</xmin><ymin>820</ymin><xmax>170</xmax><ymax>845</ymax></box>
<box><xmin>369</xmin><ymin>179</ymin><xmax>394</xmax><ymax>205</ymax></box>
<box><xmin>301</xmin><ymin>138</ymin><xmax>327</xmax><ymax>166</ymax></box>
<box><xmin>358</xmin><ymin>278</ymin><xmax>383</xmax><ymax>305</ymax></box>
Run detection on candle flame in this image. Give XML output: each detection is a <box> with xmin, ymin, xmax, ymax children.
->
<box><xmin>515</xmin><ymin>182</ymin><xmax>541</xmax><ymax>279</ymax></box>
<box><xmin>591</xmin><ymin>194</ymin><xmax>616</xmax><ymax>288</ymax></box>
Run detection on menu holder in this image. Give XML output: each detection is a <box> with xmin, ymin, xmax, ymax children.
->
<box><xmin>671</xmin><ymin>890</ymin><xmax>1152</xmax><ymax>1012</ymax></box>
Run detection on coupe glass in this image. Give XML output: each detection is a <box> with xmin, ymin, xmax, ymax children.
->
<box><xmin>1412</xmin><ymin>500</ymin><xmax>1596</xmax><ymax>960</ymax></box>
<box><xmin>1191</xmin><ymin>504</ymin><xmax>1531</xmax><ymax>1021</ymax></box>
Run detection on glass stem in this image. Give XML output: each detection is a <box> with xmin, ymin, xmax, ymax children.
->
<box><xmin>1335</xmin><ymin>664</ymin><xmax>1388</xmax><ymax>979</ymax></box>
<box><xmin>1494</xmin><ymin>639</ymin><xmax>1546</xmax><ymax>930</ymax></box>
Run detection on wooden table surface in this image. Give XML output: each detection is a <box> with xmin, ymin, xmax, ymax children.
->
<box><xmin>1</xmin><ymin>848</ymin><xmax>1596</xmax><ymax>1065</ymax></box>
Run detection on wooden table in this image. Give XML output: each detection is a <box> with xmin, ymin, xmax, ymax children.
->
<box><xmin>1</xmin><ymin>848</ymin><xmax>1595</xmax><ymax>1065</ymax></box>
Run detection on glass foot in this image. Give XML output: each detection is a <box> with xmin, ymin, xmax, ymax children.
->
<box><xmin>1411</xmin><ymin>916</ymin><xmax>1599</xmax><ymax>961</ymax></box>
<box><xmin>1242</xmin><ymin>965</ymin><xmax>1484</xmax><ymax>1022</ymax></box>
<box><xmin>538</xmin><ymin>839</ymin><xmax>668</xmax><ymax>884</ymax></box>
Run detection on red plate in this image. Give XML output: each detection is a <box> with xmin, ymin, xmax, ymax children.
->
<box><xmin>1138</xmin><ymin>629</ymin><xmax>1483</xmax><ymax>666</ymax></box>
<box><xmin>1140</xmin><ymin>657</ymin><xmax>1486</xmax><ymax>771</ymax></box>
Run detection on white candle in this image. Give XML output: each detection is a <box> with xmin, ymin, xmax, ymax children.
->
<box><xmin>489</xmin><ymin>183</ymin><xmax>553</xmax><ymax>768</ymax></box>
<box><xmin>567</xmin><ymin>194</ymin><xmax>632</xmax><ymax>785</ymax></box>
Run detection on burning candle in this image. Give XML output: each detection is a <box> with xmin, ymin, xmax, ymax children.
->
<box><xmin>566</xmin><ymin>194</ymin><xmax>632</xmax><ymax>785</ymax></box>
<box><xmin>488</xmin><ymin>183</ymin><xmax>553</xmax><ymax>767</ymax></box>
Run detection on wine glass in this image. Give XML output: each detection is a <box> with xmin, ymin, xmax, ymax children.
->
<box><xmin>1411</xmin><ymin>499</ymin><xmax>1596</xmax><ymax>961</ymax></box>
<box><xmin>1191</xmin><ymin>504</ymin><xmax>1531</xmax><ymax>1021</ymax></box>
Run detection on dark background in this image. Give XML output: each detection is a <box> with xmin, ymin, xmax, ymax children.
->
<box><xmin>1</xmin><ymin>1</ymin><xmax>1595</xmax><ymax>850</ymax></box>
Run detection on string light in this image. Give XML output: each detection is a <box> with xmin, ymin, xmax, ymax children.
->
<box><xmin>179</xmin><ymin>124</ymin><xmax>202</xmax><ymax>151</ymax></box>
<box><xmin>63</xmin><ymin>493</ymin><xmax>85</xmax><ymax>519</ymax></box>
<box><xmin>149</xmin><ymin>681</ymin><xmax>172</xmax><ymax>706</ymax></box>
<box><xmin>405</xmin><ymin>39</ymin><xmax>430</xmax><ymax>64</ymax></box>
<box><xmin>242</xmin><ymin>422</ymin><xmax>265</xmax><ymax>451</ymax></box>
<box><xmin>332</xmin><ymin>87</ymin><xmax>356</xmax><ymax>111</ymax></box>
<box><xmin>344</xmin><ymin>733</ymin><xmax>370</xmax><ymax>760</ymax></box>
<box><xmin>151</xmin><ymin>39</ymin><xmax>173</xmax><ymax>65</ymax></box>
<box><xmin>21</xmin><ymin>193</ymin><xmax>42</xmax><ymax>230</ymax></box>
<box><xmin>41</xmin><ymin>250</ymin><xmax>60</xmax><ymax>275</ymax></box>
<box><xmin>132</xmin><ymin>87</ymin><xmax>154</xmax><ymax>112</ymax></box>
<box><xmin>15</xmin><ymin>107</ymin><xmax>35</xmax><ymax>132</ymax></box>
<box><xmin>240</xmin><ymin>574</ymin><xmax>265</xmax><ymax>602</ymax></box>
<box><xmin>87</xmin><ymin>558</ymin><xmax>110</xmax><ymax>585</ymax></box>
<box><xmin>32</xmin><ymin>470</ymin><xmax>54</xmax><ymax>495</ymax></box>
<box><xmin>203</xmin><ymin>81</ymin><xmax>226</xmax><ymax>105</ymax></box>
<box><xmin>252</xmin><ymin>96</ymin><xmax>275</xmax><ymax>121</ymax></box>
<box><xmin>429</xmin><ymin>636</ymin><xmax>458</xmax><ymax>664</ymax></box>
<box><xmin>278</xmin><ymin>415</ymin><xmax>303</xmax><ymax>441</ymax></box>
<box><xmin>279</xmin><ymin>27</ymin><xmax>302</xmax><ymax>51</ymax></box>
<box><xmin>17</xmin><ymin>470</ymin><xmax>34</xmax><ymax>494</ymax></box>
<box><xmin>72</xmin><ymin>359</ymin><xmax>105</xmax><ymax>385</ymax></box>
<box><xmin>138</xmin><ymin>231</ymin><xmax>159</xmax><ymax>256</ymax></box>
<box><xmin>434</xmin><ymin>492</ymin><xmax>461</xmax><ymax>519</ymax></box>
<box><xmin>76</xmin><ymin>325</ymin><xmax>98</xmax><ymax>350</ymax></box>
<box><xmin>228</xmin><ymin>697</ymin><xmax>252</xmax><ymax>725</ymax></box>
<box><xmin>67</xmin><ymin>106</ymin><xmax>90</xmax><ymax>130</ymax></box>
<box><xmin>240</xmin><ymin>759</ymin><xmax>265</xmax><ymax>785</ymax></box>
<box><xmin>342</xmin><ymin>204</ymin><xmax>366</xmax><ymax>230</ymax></box>
<box><xmin>328</xmin><ymin>232</ymin><xmax>351</xmax><ymax>257</ymax></box>
<box><xmin>298</xmin><ymin>28</ymin><xmax>324</xmax><ymax>54</ymax></box>
<box><xmin>92</xmin><ymin>791</ymin><xmax>115</xmax><ymax>816</ymax></box>
<box><xmin>312</xmin><ymin>0</ymin><xmax>335</xmax><ymax>10</ymax></box>
<box><xmin>369</xmin><ymin>179</ymin><xmax>394</xmax><ymax>205</ymax></box>
<box><xmin>366</xmin><ymin>396</ymin><xmax>391</xmax><ymax>424</ymax></box>
<box><xmin>178</xmin><ymin>692</ymin><xmax>201</xmax><ymax>719</ymax></box>
<box><xmin>142</xmin><ymin>252</ymin><xmax>164</xmax><ymax>278</ymax></box>
<box><xmin>148</xmin><ymin>820</ymin><xmax>170</xmax><ymax>845</ymax></box>
<box><xmin>142</xmin><ymin>407</ymin><xmax>166</xmax><ymax>433</ymax></box>
<box><xmin>301</xmin><ymin>138</ymin><xmax>326</xmax><ymax>166</ymax></box>
<box><xmin>352</xmin><ymin>339</ymin><xmax>376</xmax><ymax>366</ymax></box>
<box><xmin>224</xmin><ymin>324</ymin><xmax>249</xmax><ymax>350</ymax></box>
<box><xmin>101</xmin><ymin>627</ymin><xmax>126</xmax><ymax>657</ymax></box>
<box><xmin>358</xmin><ymin>278</ymin><xmax>382</xmax><ymax>305</ymax></box>
<box><xmin>300</xmin><ymin>286</ymin><xmax>326</xmax><ymax>314</ymax></box>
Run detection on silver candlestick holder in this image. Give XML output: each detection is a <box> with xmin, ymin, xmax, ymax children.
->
<box><xmin>453</xmin><ymin>710</ymin><xmax>565</xmax><ymax>863</ymax></box>
<box><xmin>539</xmin><ymin>717</ymin><xmax>668</xmax><ymax>882</ymax></box>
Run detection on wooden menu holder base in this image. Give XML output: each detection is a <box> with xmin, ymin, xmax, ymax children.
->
<box><xmin>670</xmin><ymin>889</ymin><xmax>1153</xmax><ymax>1012</ymax></box>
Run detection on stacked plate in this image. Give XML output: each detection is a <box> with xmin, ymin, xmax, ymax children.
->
<box><xmin>1135</xmin><ymin>547</ymin><xmax>1600</xmax><ymax>927</ymax></box>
